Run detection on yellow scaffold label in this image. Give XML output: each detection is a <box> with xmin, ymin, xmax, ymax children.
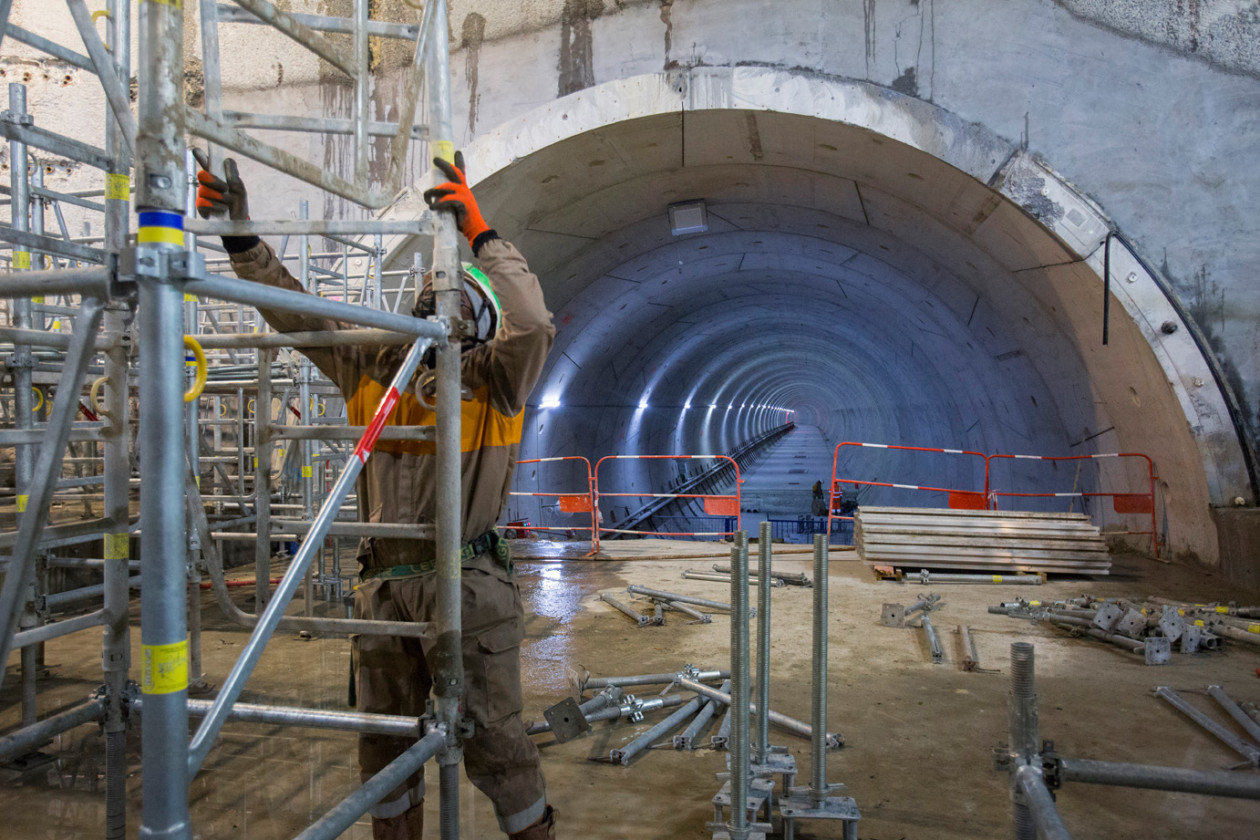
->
<box><xmin>105</xmin><ymin>173</ymin><xmax>131</xmax><ymax>201</ymax></box>
<box><xmin>142</xmin><ymin>639</ymin><xmax>188</xmax><ymax>695</ymax></box>
<box><xmin>1194</xmin><ymin>619</ymin><xmax>1206</xmax><ymax>627</ymax></box>
<box><xmin>301</xmin><ymin>466</ymin><xmax>313</xmax><ymax>478</ymax></box>
<box><xmin>1217</xmin><ymin>606</ymin><xmax>1230</xmax><ymax>613</ymax></box>
<box><xmin>185</xmin><ymin>293</ymin><xmax>197</xmax><ymax>302</ymax></box>
<box><xmin>1249</xmin><ymin>624</ymin><xmax>1260</xmax><ymax>634</ymax></box>
<box><xmin>137</xmin><ymin>226</ymin><xmax>184</xmax><ymax>246</ymax></box>
<box><xmin>104</xmin><ymin>533</ymin><xmax>129</xmax><ymax>560</ymax></box>
<box><xmin>432</xmin><ymin>141</ymin><xmax>455</xmax><ymax>166</ymax></box>
<box><xmin>12</xmin><ymin>251</ymin><xmax>30</xmax><ymax>269</ymax></box>
<box><xmin>16</xmin><ymin>494</ymin><xmax>28</xmax><ymax>513</ymax></box>
<box><xmin>992</xmin><ymin>575</ymin><xmax>1003</xmax><ymax>583</ymax></box>
<box><xmin>141</xmin><ymin>0</ymin><xmax>182</xmax><ymax>6</ymax></box>
<box><xmin>32</xmin><ymin>296</ymin><xmax>44</xmax><ymax>303</ymax></box>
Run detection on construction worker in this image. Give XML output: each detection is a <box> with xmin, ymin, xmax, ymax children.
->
<box><xmin>194</xmin><ymin>150</ymin><xmax>557</xmax><ymax>840</ymax></box>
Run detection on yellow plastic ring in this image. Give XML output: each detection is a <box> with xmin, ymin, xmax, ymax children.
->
<box><xmin>89</xmin><ymin>375</ymin><xmax>109</xmax><ymax>418</ymax></box>
<box><xmin>183</xmin><ymin>336</ymin><xmax>207</xmax><ymax>403</ymax></box>
<box><xmin>31</xmin><ymin>386</ymin><xmax>44</xmax><ymax>413</ymax></box>
<box><xmin>311</xmin><ymin>397</ymin><xmax>325</xmax><ymax>417</ymax></box>
<box><xmin>218</xmin><ymin>400</ymin><xmax>228</xmax><ymax>417</ymax></box>
<box><xmin>246</xmin><ymin>398</ymin><xmax>256</xmax><ymax>416</ymax></box>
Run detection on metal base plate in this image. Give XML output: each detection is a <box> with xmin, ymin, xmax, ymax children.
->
<box><xmin>542</xmin><ymin>696</ymin><xmax>590</xmax><ymax>743</ymax></box>
<box><xmin>713</xmin><ymin>776</ymin><xmax>776</xmax><ymax>826</ymax></box>
<box><xmin>709</xmin><ymin>828</ymin><xmax>767</xmax><ymax>840</ymax></box>
<box><xmin>1144</xmin><ymin>636</ymin><xmax>1172</xmax><ymax>665</ymax></box>
<box><xmin>778</xmin><ymin>792</ymin><xmax>862</xmax><ymax>821</ymax></box>
<box><xmin>881</xmin><ymin>603</ymin><xmax>906</xmax><ymax>627</ymax></box>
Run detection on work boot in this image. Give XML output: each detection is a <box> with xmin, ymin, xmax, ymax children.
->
<box><xmin>507</xmin><ymin>805</ymin><xmax>556</xmax><ymax>840</ymax></box>
<box><xmin>371</xmin><ymin>802</ymin><xmax>423</xmax><ymax>840</ymax></box>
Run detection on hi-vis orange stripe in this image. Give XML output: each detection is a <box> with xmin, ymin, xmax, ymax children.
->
<box><xmin>347</xmin><ymin>375</ymin><xmax>524</xmax><ymax>456</ymax></box>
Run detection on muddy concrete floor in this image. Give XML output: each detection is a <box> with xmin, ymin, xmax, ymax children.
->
<box><xmin>3</xmin><ymin>547</ymin><xmax>1260</xmax><ymax>838</ymax></box>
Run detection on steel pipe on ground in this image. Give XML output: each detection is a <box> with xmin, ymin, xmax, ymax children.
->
<box><xmin>583</xmin><ymin>669</ymin><xmax>728</xmax><ymax>691</ymax></box>
<box><xmin>675</xmin><ymin>677</ymin><xmax>844</xmax><ymax>748</ymax></box>
<box><xmin>1056</xmin><ymin>757</ymin><xmax>1260</xmax><ymax>798</ymax></box>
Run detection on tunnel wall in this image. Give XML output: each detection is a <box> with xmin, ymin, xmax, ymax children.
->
<box><xmin>7</xmin><ymin>1</ymin><xmax>1259</xmax><ymax>574</ymax></box>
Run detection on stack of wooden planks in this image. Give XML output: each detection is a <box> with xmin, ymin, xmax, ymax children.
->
<box><xmin>854</xmin><ymin>506</ymin><xmax>1111</xmax><ymax>575</ymax></box>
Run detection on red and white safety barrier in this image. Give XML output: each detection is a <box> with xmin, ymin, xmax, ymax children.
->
<box><xmin>507</xmin><ymin>456</ymin><xmax>597</xmax><ymax>555</ymax></box>
<box><xmin>986</xmin><ymin>452</ymin><xmax>1159</xmax><ymax>554</ymax></box>
<box><xmin>593</xmin><ymin>454</ymin><xmax>741</xmax><ymax>548</ymax></box>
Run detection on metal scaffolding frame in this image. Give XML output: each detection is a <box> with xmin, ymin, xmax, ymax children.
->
<box><xmin>0</xmin><ymin>2</ymin><xmax>471</xmax><ymax>838</ymax></box>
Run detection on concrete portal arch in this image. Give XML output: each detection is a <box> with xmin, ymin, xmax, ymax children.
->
<box><xmin>381</xmin><ymin>68</ymin><xmax>1253</xmax><ymax>564</ymax></box>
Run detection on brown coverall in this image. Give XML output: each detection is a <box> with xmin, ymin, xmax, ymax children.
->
<box><xmin>228</xmin><ymin>236</ymin><xmax>555</xmax><ymax>834</ymax></box>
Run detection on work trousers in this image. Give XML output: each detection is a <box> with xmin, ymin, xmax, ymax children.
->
<box><xmin>352</xmin><ymin>554</ymin><xmax>547</xmax><ymax>834</ymax></box>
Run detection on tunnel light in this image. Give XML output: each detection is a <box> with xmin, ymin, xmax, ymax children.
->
<box><xmin>668</xmin><ymin>200</ymin><xmax>708</xmax><ymax>236</ymax></box>
<box><xmin>684</xmin><ymin>400</ymin><xmax>692</xmax><ymax>410</ymax></box>
<box><xmin>539</xmin><ymin>396</ymin><xmax>561</xmax><ymax>409</ymax></box>
<box><xmin>638</xmin><ymin>396</ymin><xmax>649</xmax><ymax>409</ymax></box>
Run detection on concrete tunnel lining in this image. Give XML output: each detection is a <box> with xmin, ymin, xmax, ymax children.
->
<box><xmin>375</xmin><ymin>68</ymin><xmax>1249</xmax><ymax>563</ymax></box>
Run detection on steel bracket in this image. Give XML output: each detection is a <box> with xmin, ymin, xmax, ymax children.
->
<box><xmin>1</xmin><ymin>108</ymin><xmax>34</xmax><ymax>128</ymax></box>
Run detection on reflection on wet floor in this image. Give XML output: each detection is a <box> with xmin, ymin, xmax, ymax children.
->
<box><xmin>4</xmin><ymin>546</ymin><xmax>1260</xmax><ymax>838</ymax></box>
<box><xmin>517</xmin><ymin>560</ymin><xmax>622</xmax><ymax>700</ymax></box>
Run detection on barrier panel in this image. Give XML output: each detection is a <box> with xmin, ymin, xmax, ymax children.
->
<box><xmin>506</xmin><ymin>456</ymin><xmax>597</xmax><ymax>555</ymax></box>
<box><xmin>827</xmin><ymin>442</ymin><xmax>989</xmax><ymax>539</ymax></box>
<box><xmin>594</xmin><ymin>454</ymin><xmax>742</xmax><ymax>546</ymax></box>
<box><xmin>986</xmin><ymin>452</ymin><xmax>1159</xmax><ymax>554</ymax></box>
<box><xmin>765</xmin><ymin>516</ymin><xmax>849</xmax><ymax>545</ymax></box>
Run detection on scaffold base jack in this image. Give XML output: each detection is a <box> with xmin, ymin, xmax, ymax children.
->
<box><xmin>778</xmin><ymin>787</ymin><xmax>862</xmax><ymax>840</ymax></box>
<box><xmin>711</xmin><ymin>773</ymin><xmax>776</xmax><ymax>829</ymax></box>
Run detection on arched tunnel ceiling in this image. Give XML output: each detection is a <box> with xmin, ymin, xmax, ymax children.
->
<box><xmin>379</xmin><ymin>92</ymin><xmax>1238</xmax><ymax>559</ymax></box>
<box><xmin>468</xmin><ymin>109</ymin><xmax>1083</xmax><ymax>459</ymax></box>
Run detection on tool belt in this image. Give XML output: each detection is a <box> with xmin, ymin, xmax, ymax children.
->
<box><xmin>360</xmin><ymin>530</ymin><xmax>512</xmax><ymax>581</ymax></box>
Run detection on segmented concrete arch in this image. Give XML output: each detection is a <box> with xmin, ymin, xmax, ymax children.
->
<box><xmin>380</xmin><ymin>68</ymin><xmax>1253</xmax><ymax>564</ymax></box>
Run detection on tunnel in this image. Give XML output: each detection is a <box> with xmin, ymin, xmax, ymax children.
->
<box><xmin>374</xmin><ymin>69</ymin><xmax>1252</xmax><ymax>565</ymax></box>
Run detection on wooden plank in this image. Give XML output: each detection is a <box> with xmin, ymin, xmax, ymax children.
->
<box><xmin>858</xmin><ymin>546</ymin><xmax>1109</xmax><ymax>562</ymax></box>
<box><xmin>857</xmin><ymin>549</ymin><xmax>1110</xmax><ymax>567</ymax></box>
<box><xmin>855</xmin><ymin>516</ymin><xmax>1100</xmax><ymax>532</ymax></box>
<box><xmin>859</xmin><ymin>506</ymin><xmax>1094</xmax><ymax>521</ymax></box>
<box><xmin>861</xmin><ymin>541</ymin><xmax>1108</xmax><ymax>554</ymax></box>
<box><xmin>858</xmin><ymin>535</ymin><xmax>1108</xmax><ymax>552</ymax></box>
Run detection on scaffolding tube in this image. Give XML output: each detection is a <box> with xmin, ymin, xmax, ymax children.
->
<box><xmin>1056</xmin><ymin>757</ymin><xmax>1260</xmax><ymax>798</ymax></box>
<box><xmin>0</xmin><ymin>697</ymin><xmax>107</xmax><ymax>762</ymax></box>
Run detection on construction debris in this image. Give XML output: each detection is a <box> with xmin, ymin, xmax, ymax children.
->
<box><xmin>989</xmin><ymin>595</ymin><xmax>1241</xmax><ymax>664</ymax></box>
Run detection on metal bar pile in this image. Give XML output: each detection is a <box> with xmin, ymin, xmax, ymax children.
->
<box><xmin>996</xmin><ymin>642</ymin><xmax>1260</xmax><ymax>840</ymax></box>
<box><xmin>879</xmin><ymin>592</ymin><xmax>947</xmax><ymax>665</ymax></box>
<box><xmin>524</xmin><ymin>666</ymin><xmax>729</xmax><ymax>755</ymax></box>
<box><xmin>1154</xmin><ymin>685</ymin><xmax>1260</xmax><ymax>768</ymax></box>
<box><xmin>989</xmin><ymin>594</ymin><xmax>1249</xmax><ymax>664</ymax></box>
<box><xmin>592</xmin><ymin>583</ymin><xmax>757</xmax><ymax>626</ymax></box>
<box><xmin>856</xmin><ymin>506</ymin><xmax>1111</xmax><ymax>575</ymax></box>
<box><xmin>706</xmin><ymin>562</ymin><xmax>812</xmax><ymax>587</ymax></box>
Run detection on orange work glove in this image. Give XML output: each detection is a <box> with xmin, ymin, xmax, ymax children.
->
<box><xmin>422</xmin><ymin>151</ymin><xmax>489</xmax><ymax>247</ymax></box>
<box><xmin>191</xmin><ymin>148</ymin><xmax>249</xmax><ymax>221</ymax></box>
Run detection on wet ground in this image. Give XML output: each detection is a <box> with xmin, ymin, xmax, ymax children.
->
<box><xmin>3</xmin><ymin>546</ymin><xmax>1260</xmax><ymax>838</ymax></box>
